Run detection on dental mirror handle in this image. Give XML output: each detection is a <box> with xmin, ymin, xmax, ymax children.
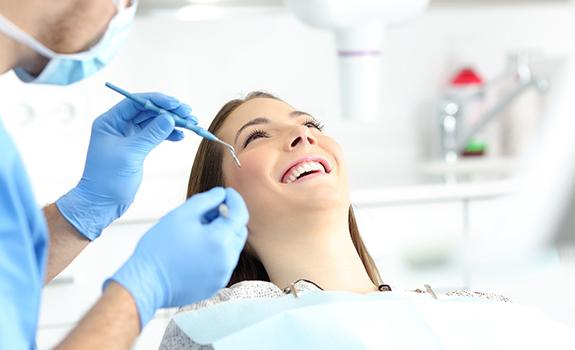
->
<box><xmin>106</xmin><ymin>82</ymin><xmax>218</xmax><ymax>140</ymax></box>
<box><xmin>105</xmin><ymin>82</ymin><xmax>241</xmax><ymax>167</ymax></box>
<box><xmin>201</xmin><ymin>203</ymin><xmax>229</xmax><ymax>224</ymax></box>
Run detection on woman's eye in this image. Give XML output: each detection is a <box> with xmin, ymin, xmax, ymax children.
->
<box><xmin>304</xmin><ymin>119</ymin><xmax>324</xmax><ymax>131</ymax></box>
<box><xmin>243</xmin><ymin>130</ymin><xmax>268</xmax><ymax>148</ymax></box>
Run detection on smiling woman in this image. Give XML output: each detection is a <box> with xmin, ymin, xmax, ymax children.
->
<box><xmin>187</xmin><ymin>91</ymin><xmax>382</xmax><ymax>288</ymax></box>
<box><xmin>159</xmin><ymin>92</ymin><xmax>514</xmax><ymax>350</ymax></box>
<box><xmin>159</xmin><ymin>91</ymin><xmax>385</xmax><ymax>349</ymax></box>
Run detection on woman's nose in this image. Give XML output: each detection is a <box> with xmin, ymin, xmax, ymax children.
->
<box><xmin>286</xmin><ymin>126</ymin><xmax>317</xmax><ymax>150</ymax></box>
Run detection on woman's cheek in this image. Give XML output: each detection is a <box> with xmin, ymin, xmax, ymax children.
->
<box><xmin>322</xmin><ymin>136</ymin><xmax>349</xmax><ymax>187</ymax></box>
<box><xmin>322</xmin><ymin>135</ymin><xmax>343</xmax><ymax>156</ymax></box>
<box><xmin>237</xmin><ymin>150</ymin><xmax>266</xmax><ymax>181</ymax></box>
<box><xmin>228</xmin><ymin>148</ymin><xmax>273</xmax><ymax>197</ymax></box>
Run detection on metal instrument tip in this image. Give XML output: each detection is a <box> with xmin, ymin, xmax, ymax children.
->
<box><xmin>216</xmin><ymin>140</ymin><xmax>241</xmax><ymax>168</ymax></box>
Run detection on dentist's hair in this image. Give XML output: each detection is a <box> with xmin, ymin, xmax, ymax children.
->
<box><xmin>187</xmin><ymin>92</ymin><xmax>382</xmax><ymax>287</ymax></box>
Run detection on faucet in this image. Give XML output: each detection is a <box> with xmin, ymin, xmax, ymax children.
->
<box><xmin>439</xmin><ymin>53</ymin><xmax>549</xmax><ymax>163</ymax></box>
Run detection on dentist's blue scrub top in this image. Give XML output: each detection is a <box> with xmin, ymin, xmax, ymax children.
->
<box><xmin>0</xmin><ymin>118</ymin><xmax>48</xmax><ymax>349</ymax></box>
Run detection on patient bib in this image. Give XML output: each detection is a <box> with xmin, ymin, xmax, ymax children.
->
<box><xmin>173</xmin><ymin>291</ymin><xmax>575</xmax><ymax>349</ymax></box>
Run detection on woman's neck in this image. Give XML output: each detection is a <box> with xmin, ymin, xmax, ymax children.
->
<box><xmin>251</xmin><ymin>208</ymin><xmax>378</xmax><ymax>294</ymax></box>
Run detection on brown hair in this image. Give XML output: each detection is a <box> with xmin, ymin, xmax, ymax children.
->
<box><xmin>187</xmin><ymin>92</ymin><xmax>382</xmax><ymax>287</ymax></box>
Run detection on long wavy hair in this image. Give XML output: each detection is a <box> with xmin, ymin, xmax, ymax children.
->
<box><xmin>187</xmin><ymin>92</ymin><xmax>382</xmax><ymax>287</ymax></box>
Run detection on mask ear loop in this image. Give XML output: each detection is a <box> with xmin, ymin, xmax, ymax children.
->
<box><xmin>0</xmin><ymin>14</ymin><xmax>56</xmax><ymax>59</ymax></box>
<box><xmin>0</xmin><ymin>0</ymin><xmax>137</xmax><ymax>59</ymax></box>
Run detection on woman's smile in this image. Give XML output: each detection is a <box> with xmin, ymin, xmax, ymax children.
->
<box><xmin>280</xmin><ymin>155</ymin><xmax>333</xmax><ymax>184</ymax></box>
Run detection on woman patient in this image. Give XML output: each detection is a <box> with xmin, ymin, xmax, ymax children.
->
<box><xmin>159</xmin><ymin>92</ymin><xmax>505</xmax><ymax>349</ymax></box>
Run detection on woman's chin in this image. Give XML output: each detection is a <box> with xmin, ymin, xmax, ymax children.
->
<box><xmin>284</xmin><ymin>182</ymin><xmax>348</xmax><ymax>208</ymax></box>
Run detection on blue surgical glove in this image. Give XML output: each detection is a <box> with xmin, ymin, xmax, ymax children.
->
<box><xmin>108</xmin><ymin>187</ymin><xmax>249</xmax><ymax>328</ymax></box>
<box><xmin>56</xmin><ymin>93</ymin><xmax>197</xmax><ymax>240</ymax></box>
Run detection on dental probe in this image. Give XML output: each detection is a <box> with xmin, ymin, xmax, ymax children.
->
<box><xmin>105</xmin><ymin>82</ymin><xmax>241</xmax><ymax>168</ymax></box>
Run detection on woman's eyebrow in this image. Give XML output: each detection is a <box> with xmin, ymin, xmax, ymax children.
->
<box><xmin>290</xmin><ymin>110</ymin><xmax>312</xmax><ymax>118</ymax></box>
<box><xmin>235</xmin><ymin>117</ymin><xmax>270</xmax><ymax>144</ymax></box>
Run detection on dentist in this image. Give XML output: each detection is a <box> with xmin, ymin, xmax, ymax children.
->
<box><xmin>0</xmin><ymin>1</ymin><xmax>248</xmax><ymax>349</ymax></box>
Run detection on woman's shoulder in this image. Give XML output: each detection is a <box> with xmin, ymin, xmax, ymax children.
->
<box><xmin>175</xmin><ymin>280</ymin><xmax>288</xmax><ymax>314</ymax></box>
<box><xmin>402</xmin><ymin>285</ymin><xmax>511</xmax><ymax>303</ymax></box>
<box><xmin>442</xmin><ymin>289</ymin><xmax>511</xmax><ymax>302</ymax></box>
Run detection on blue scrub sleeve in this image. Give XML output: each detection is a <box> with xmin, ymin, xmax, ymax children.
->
<box><xmin>0</xmin><ymin>119</ymin><xmax>48</xmax><ymax>349</ymax></box>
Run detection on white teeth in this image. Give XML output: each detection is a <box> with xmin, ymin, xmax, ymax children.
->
<box><xmin>284</xmin><ymin>161</ymin><xmax>326</xmax><ymax>183</ymax></box>
<box><xmin>294</xmin><ymin>166</ymin><xmax>304</xmax><ymax>179</ymax></box>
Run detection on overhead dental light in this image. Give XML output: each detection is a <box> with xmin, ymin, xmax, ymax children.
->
<box><xmin>285</xmin><ymin>0</ymin><xmax>430</xmax><ymax>122</ymax></box>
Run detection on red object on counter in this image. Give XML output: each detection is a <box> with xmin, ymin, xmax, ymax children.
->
<box><xmin>448</xmin><ymin>67</ymin><xmax>487</xmax><ymax>157</ymax></box>
<box><xmin>451</xmin><ymin>67</ymin><xmax>483</xmax><ymax>86</ymax></box>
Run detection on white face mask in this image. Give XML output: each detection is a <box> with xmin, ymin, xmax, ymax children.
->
<box><xmin>0</xmin><ymin>0</ymin><xmax>138</xmax><ymax>85</ymax></box>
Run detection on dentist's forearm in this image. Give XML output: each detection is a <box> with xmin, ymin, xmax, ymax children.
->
<box><xmin>56</xmin><ymin>281</ymin><xmax>140</xmax><ymax>350</ymax></box>
<box><xmin>43</xmin><ymin>203</ymin><xmax>90</xmax><ymax>283</ymax></box>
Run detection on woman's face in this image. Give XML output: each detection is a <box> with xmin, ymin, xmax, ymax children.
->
<box><xmin>217</xmin><ymin>97</ymin><xmax>350</xmax><ymax>234</ymax></box>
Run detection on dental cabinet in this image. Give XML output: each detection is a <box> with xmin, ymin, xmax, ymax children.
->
<box><xmin>353</xmin><ymin>179</ymin><xmax>516</xmax><ymax>291</ymax></box>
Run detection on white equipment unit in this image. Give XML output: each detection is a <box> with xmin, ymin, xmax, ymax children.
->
<box><xmin>285</xmin><ymin>0</ymin><xmax>430</xmax><ymax>122</ymax></box>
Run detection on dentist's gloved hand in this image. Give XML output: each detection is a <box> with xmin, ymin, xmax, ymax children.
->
<box><xmin>108</xmin><ymin>187</ymin><xmax>249</xmax><ymax>328</ymax></box>
<box><xmin>56</xmin><ymin>93</ymin><xmax>197</xmax><ymax>240</ymax></box>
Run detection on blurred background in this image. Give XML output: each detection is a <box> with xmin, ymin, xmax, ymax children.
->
<box><xmin>1</xmin><ymin>0</ymin><xmax>574</xmax><ymax>348</ymax></box>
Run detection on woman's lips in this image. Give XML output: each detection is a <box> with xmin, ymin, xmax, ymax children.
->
<box><xmin>280</xmin><ymin>156</ymin><xmax>332</xmax><ymax>183</ymax></box>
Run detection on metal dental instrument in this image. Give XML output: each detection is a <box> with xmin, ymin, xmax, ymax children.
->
<box><xmin>105</xmin><ymin>82</ymin><xmax>241</xmax><ymax>167</ymax></box>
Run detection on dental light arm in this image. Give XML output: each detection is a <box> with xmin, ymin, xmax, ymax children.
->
<box><xmin>285</xmin><ymin>0</ymin><xmax>430</xmax><ymax>122</ymax></box>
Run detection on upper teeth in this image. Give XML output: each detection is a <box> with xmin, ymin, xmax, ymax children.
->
<box><xmin>285</xmin><ymin>161</ymin><xmax>325</xmax><ymax>183</ymax></box>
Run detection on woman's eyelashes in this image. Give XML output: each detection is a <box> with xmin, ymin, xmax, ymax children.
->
<box><xmin>304</xmin><ymin>118</ymin><xmax>324</xmax><ymax>132</ymax></box>
<box><xmin>243</xmin><ymin>129</ymin><xmax>269</xmax><ymax>148</ymax></box>
<box><xmin>242</xmin><ymin>119</ymin><xmax>325</xmax><ymax>148</ymax></box>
